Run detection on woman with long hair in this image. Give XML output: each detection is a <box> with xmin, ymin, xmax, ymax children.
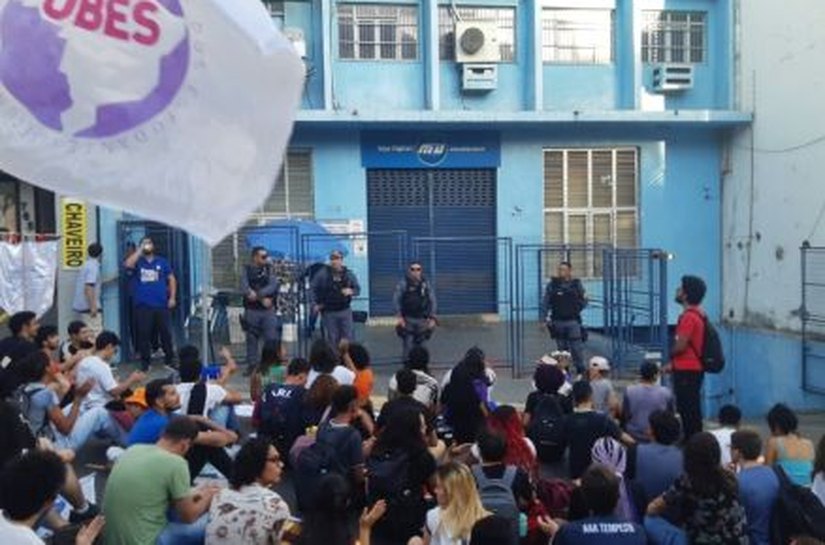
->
<box><xmin>307</xmin><ymin>338</ymin><xmax>355</xmax><ymax>388</ymax></box>
<box><xmin>249</xmin><ymin>339</ymin><xmax>286</xmax><ymax>402</ymax></box>
<box><xmin>442</xmin><ymin>347</ymin><xmax>492</xmax><ymax>444</ymax></box>
<box><xmin>303</xmin><ymin>374</ymin><xmax>339</xmax><ymax>427</ymax></box>
<box><xmin>765</xmin><ymin>403</ymin><xmax>815</xmax><ymax>486</ymax></box>
<box><xmin>811</xmin><ymin>434</ymin><xmax>825</xmax><ymax>505</ymax></box>
<box><xmin>412</xmin><ymin>462</ymin><xmax>490</xmax><ymax>545</ymax></box>
<box><xmin>647</xmin><ymin>432</ymin><xmax>747</xmax><ymax>544</ymax></box>
<box><xmin>487</xmin><ymin>405</ymin><xmax>538</xmax><ymax>478</ymax></box>
<box><xmin>368</xmin><ymin>409</ymin><xmax>436</xmax><ymax>545</ymax></box>
<box><xmin>206</xmin><ymin>438</ymin><xmax>290</xmax><ymax>545</ymax></box>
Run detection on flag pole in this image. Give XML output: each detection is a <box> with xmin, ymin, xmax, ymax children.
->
<box><xmin>201</xmin><ymin>238</ymin><xmax>210</xmax><ymax>366</ymax></box>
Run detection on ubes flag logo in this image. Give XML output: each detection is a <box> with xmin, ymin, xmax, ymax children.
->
<box><xmin>0</xmin><ymin>0</ymin><xmax>304</xmax><ymax>245</ymax></box>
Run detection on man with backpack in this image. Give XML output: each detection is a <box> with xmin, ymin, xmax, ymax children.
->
<box><xmin>295</xmin><ymin>385</ymin><xmax>370</xmax><ymax>511</ymax></box>
<box><xmin>256</xmin><ymin>358</ymin><xmax>311</xmax><ymax>459</ymax></box>
<box><xmin>669</xmin><ymin>275</ymin><xmax>709</xmax><ymax>439</ymax></box>
<box><xmin>393</xmin><ymin>261</ymin><xmax>437</xmax><ymax>360</ymax></box>
<box><xmin>472</xmin><ymin>429</ymin><xmax>533</xmax><ymax>545</ymax></box>
<box><xmin>524</xmin><ymin>364</ymin><xmax>570</xmax><ymax>464</ymax></box>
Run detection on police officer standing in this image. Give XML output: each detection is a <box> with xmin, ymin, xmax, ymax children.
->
<box><xmin>543</xmin><ymin>261</ymin><xmax>587</xmax><ymax>375</ymax></box>
<box><xmin>393</xmin><ymin>260</ymin><xmax>437</xmax><ymax>360</ymax></box>
<box><xmin>311</xmin><ymin>250</ymin><xmax>360</xmax><ymax>346</ymax></box>
<box><xmin>241</xmin><ymin>246</ymin><xmax>280</xmax><ymax>373</ymax></box>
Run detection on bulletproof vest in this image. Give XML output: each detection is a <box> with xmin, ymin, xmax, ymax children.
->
<box><xmin>549</xmin><ymin>278</ymin><xmax>583</xmax><ymax>321</ymax></box>
<box><xmin>245</xmin><ymin>265</ymin><xmax>273</xmax><ymax>310</ymax></box>
<box><xmin>322</xmin><ymin>267</ymin><xmax>352</xmax><ymax>312</ymax></box>
<box><xmin>400</xmin><ymin>278</ymin><xmax>430</xmax><ymax>319</ymax></box>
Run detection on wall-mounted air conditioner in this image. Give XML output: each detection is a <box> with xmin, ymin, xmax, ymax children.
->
<box><xmin>283</xmin><ymin>27</ymin><xmax>307</xmax><ymax>59</ymax></box>
<box><xmin>461</xmin><ymin>64</ymin><xmax>498</xmax><ymax>92</ymax></box>
<box><xmin>651</xmin><ymin>64</ymin><xmax>694</xmax><ymax>93</ymax></box>
<box><xmin>455</xmin><ymin>22</ymin><xmax>500</xmax><ymax>63</ymax></box>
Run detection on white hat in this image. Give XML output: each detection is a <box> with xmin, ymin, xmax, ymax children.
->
<box><xmin>589</xmin><ymin>356</ymin><xmax>611</xmax><ymax>371</ymax></box>
<box><xmin>551</xmin><ymin>350</ymin><xmax>571</xmax><ymax>359</ymax></box>
<box><xmin>538</xmin><ymin>354</ymin><xmax>559</xmax><ymax>366</ymax></box>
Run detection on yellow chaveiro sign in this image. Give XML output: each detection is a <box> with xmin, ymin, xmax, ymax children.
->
<box><xmin>61</xmin><ymin>198</ymin><xmax>87</xmax><ymax>270</ymax></box>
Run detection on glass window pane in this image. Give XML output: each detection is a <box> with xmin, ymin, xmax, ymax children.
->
<box><xmin>567</xmin><ymin>151</ymin><xmax>589</xmax><ymax>207</ymax></box>
<box><xmin>642</xmin><ymin>10</ymin><xmax>705</xmax><ymax>65</ymax></box>
<box><xmin>616</xmin><ymin>211</ymin><xmax>637</xmax><ymax>248</ymax></box>
<box><xmin>616</xmin><ymin>150</ymin><xmax>637</xmax><ymax>207</ymax></box>
<box><xmin>544</xmin><ymin>151</ymin><xmax>564</xmax><ymax>208</ymax></box>
<box><xmin>568</xmin><ymin>215</ymin><xmax>587</xmax><ymax>271</ymax></box>
<box><xmin>545</xmin><ymin>212</ymin><xmax>564</xmax><ymax>245</ymax></box>
<box><xmin>542</xmin><ymin>9</ymin><xmax>612</xmax><ymax>64</ymax></box>
<box><xmin>592</xmin><ymin>151</ymin><xmax>613</xmax><ymax>207</ymax></box>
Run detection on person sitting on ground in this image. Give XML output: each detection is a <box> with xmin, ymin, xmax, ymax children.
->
<box><xmin>765</xmin><ymin>403</ymin><xmax>815</xmax><ymax>486</ymax></box>
<box><xmin>303</xmin><ymin>373</ymin><xmax>339</xmax><ymax>427</ymax></box>
<box><xmin>388</xmin><ymin>346</ymin><xmax>440</xmax><ymax>410</ymax></box>
<box><xmin>523</xmin><ymin>363</ymin><xmax>571</xmax><ymax>464</ymax></box>
<box><xmin>469</xmin><ymin>515</ymin><xmax>517</xmax><ymax>545</ymax></box>
<box><xmin>731</xmin><ymin>429</ymin><xmax>779</xmax><ymax>545</ymax></box>
<box><xmin>367</xmin><ymin>408</ymin><xmax>437</xmax><ymax>545</ymax></box>
<box><xmin>812</xmin><ymin>434</ymin><xmax>825</xmax><ymax>506</ymax></box>
<box><xmin>317</xmin><ymin>385</ymin><xmax>373</xmax><ymax>486</ymax></box>
<box><xmin>549</xmin><ymin>464</ymin><xmax>647</xmax><ymax>545</ymax></box>
<box><xmin>255</xmin><ymin>357</ymin><xmax>311</xmax><ymax>459</ymax></box>
<box><xmin>34</xmin><ymin>325</ymin><xmax>72</xmax><ymax>401</ymax></box>
<box><xmin>122</xmin><ymin>387</ymin><xmax>148</xmax><ymax>430</ymax></box>
<box><xmin>630</xmin><ymin>409</ymin><xmax>683</xmax><ymax>505</ymax></box>
<box><xmin>306</xmin><ymin>339</ymin><xmax>355</xmax><ymax>388</ymax></box>
<box><xmin>711</xmin><ymin>404</ymin><xmax>742</xmax><ymax>467</ymax></box>
<box><xmin>471</xmin><ymin>429</ymin><xmax>534</xmax><ymax>543</ymax></box>
<box><xmin>59</xmin><ymin>320</ymin><xmax>94</xmax><ymax>367</ymax></box>
<box><xmin>486</xmin><ymin>405</ymin><xmax>538</xmax><ymax>478</ymax></box>
<box><xmin>647</xmin><ymin>431</ymin><xmax>748</xmax><ymax>544</ymax></box>
<box><xmin>298</xmin><ymin>473</ymin><xmax>387</xmax><ymax>545</ymax></box>
<box><xmin>588</xmin><ymin>356</ymin><xmax>619</xmax><ymax>417</ymax></box>
<box><xmin>104</xmin><ymin>416</ymin><xmax>222</xmax><ymax>545</ymax></box>
<box><xmin>590</xmin><ymin>437</ymin><xmax>645</xmax><ymax>523</ymax></box>
<box><xmin>442</xmin><ymin>347</ymin><xmax>494</xmax><ymax>445</ymax></box>
<box><xmin>176</xmin><ymin>345</ymin><xmax>242</xmax><ymax>428</ymax></box>
<box><xmin>0</xmin><ymin>450</ymin><xmax>104</xmax><ymax>545</ymax></box>
<box><xmin>348</xmin><ymin>342</ymin><xmax>375</xmax><ymax>406</ymax></box>
<box><xmin>0</xmin><ymin>311</ymin><xmax>42</xmax><ymax>398</ymax></box>
<box><xmin>250</xmin><ymin>339</ymin><xmax>287</xmax><ymax>403</ymax></box>
<box><xmin>18</xmin><ymin>350</ymin><xmax>124</xmax><ymax>451</ymax></box>
<box><xmin>560</xmin><ymin>380</ymin><xmax>634</xmax><ymax>480</ymax></box>
<box><xmin>74</xmin><ymin>331</ymin><xmax>145</xmax><ymax>413</ymax></box>
<box><xmin>378</xmin><ymin>369</ymin><xmax>445</xmax><ymax>461</ymax></box>
<box><xmin>622</xmin><ymin>361</ymin><xmax>674</xmax><ymax>443</ymax></box>
<box><xmin>412</xmin><ymin>462</ymin><xmax>490</xmax><ymax>545</ymax></box>
<box><xmin>205</xmin><ymin>437</ymin><xmax>291</xmax><ymax>545</ymax></box>
<box><xmin>128</xmin><ymin>378</ymin><xmax>238</xmax><ymax>480</ymax></box>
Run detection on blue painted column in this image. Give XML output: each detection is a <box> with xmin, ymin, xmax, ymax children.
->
<box><xmin>529</xmin><ymin>0</ymin><xmax>543</xmax><ymax>110</ymax></box>
<box><xmin>423</xmin><ymin>0</ymin><xmax>440</xmax><ymax>110</ymax></box>
<box><xmin>321</xmin><ymin>0</ymin><xmax>333</xmax><ymax>110</ymax></box>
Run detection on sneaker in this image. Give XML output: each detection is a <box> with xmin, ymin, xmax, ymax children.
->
<box><xmin>69</xmin><ymin>503</ymin><xmax>99</xmax><ymax>524</ymax></box>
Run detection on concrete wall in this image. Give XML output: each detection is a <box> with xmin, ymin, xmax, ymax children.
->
<box><xmin>720</xmin><ymin>0</ymin><xmax>825</xmax><ymax>414</ymax></box>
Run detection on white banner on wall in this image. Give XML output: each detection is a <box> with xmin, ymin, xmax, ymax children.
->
<box><xmin>0</xmin><ymin>0</ymin><xmax>304</xmax><ymax>245</ymax></box>
<box><xmin>0</xmin><ymin>240</ymin><xmax>59</xmax><ymax>317</ymax></box>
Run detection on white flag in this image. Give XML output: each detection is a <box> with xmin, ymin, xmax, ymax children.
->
<box><xmin>0</xmin><ymin>240</ymin><xmax>58</xmax><ymax>317</ymax></box>
<box><xmin>0</xmin><ymin>0</ymin><xmax>304</xmax><ymax>245</ymax></box>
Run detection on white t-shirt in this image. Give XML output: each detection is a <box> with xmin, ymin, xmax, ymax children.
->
<box><xmin>710</xmin><ymin>427</ymin><xmax>736</xmax><ymax>467</ymax></box>
<box><xmin>175</xmin><ymin>382</ymin><xmax>228</xmax><ymax>416</ymax></box>
<box><xmin>0</xmin><ymin>513</ymin><xmax>43</xmax><ymax>545</ymax></box>
<box><xmin>72</xmin><ymin>258</ymin><xmax>101</xmax><ymax>312</ymax></box>
<box><xmin>306</xmin><ymin>366</ymin><xmax>355</xmax><ymax>388</ymax></box>
<box><xmin>812</xmin><ymin>472</ymin><xmax>825</xmax><ymax>506</ymax></box>
<box><xmin>425</xmin><ymin>507</ymin><xmax>466</xmax><ymax>545</ymax></box>
<box><xmin>388</xmin><ymin>370</ymin><xmax>440</xmax><ymax>407</ymax></box>
<box><xmin>75</xmin><ymin>355</ymin><xmax>118</xmax><ymax>412</ymax></box>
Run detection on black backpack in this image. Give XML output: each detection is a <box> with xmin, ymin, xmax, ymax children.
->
<box><xmin>688</xmin><ymin>309</ymin><xmax>725</xmax><ymax>374</ymax></box>
<box><xmin>527</xmin><ymin>393</ymin><xmax>566</xmax><ymax>463</ymax></box>
<box><xmin>770</xmin><ymin>465</ymin><xmax>825</xmax><ymax>542</ymax></box>
<box><xmin>10</xmin><ymin>384</ymin><xmax>53</xmax><ymax>440</ymax></box>
<box><xmin>294</xmin><ymin>431</ymin><xmax>347</xmax><ymax>512</ymax></box>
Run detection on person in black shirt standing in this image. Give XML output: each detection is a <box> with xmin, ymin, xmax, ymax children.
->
<box><xmin>393</xmin><ymin>261</ymin><xmax>437</xmax><ymax>361</ymax></box>
<box><xmin>311</xmin><ymin>250</ymin><xmax>361</xmax><ymax>347</ymax></box>
<box><xmin>241</xmin><ymin>246</ymin><xmax>280</xmax><ymax>373</ymax></box>
<box><xmin>542</xmin><ymin>261</ymin><xmax>587</xmax><ymax>375</ymax></box>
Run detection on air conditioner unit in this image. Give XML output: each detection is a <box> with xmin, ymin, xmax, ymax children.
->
<box><xmin>283</xmin><ymin>27</ymin><xmax>307</xmax><ymax>59</ymax></box>
<box><xmin>651</xmin><ymin>64</ymin><xmax>694</xmax><ymax>93</ymax></box>
<box><xmin>455</xmin><ymin>22</ymin><xmax>500</xmax><ymax>63</ymax></box>
<box><xmin>461</xmin><ymin>64</ymin><xmax>498</xmax><ymax>92</ymax></box>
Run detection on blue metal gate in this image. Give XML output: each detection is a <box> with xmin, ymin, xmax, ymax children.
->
<box><xmin>367</xmin><ymin>168</ymin><xmax>497</xmax><ymax>315</ymax></box>
<box><xmin>801</xmin><ymin>243</ymin><xmax>825</xmax><ymax>394</ymax></box>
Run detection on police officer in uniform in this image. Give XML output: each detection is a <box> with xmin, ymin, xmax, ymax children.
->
<box><xmin>241</xmin><ymin>246</ymin><xmax>280</xmax><ymax>372</ymax></box>
<box><xmin>543</xmin><ymin>261</ymin><xmax>587</xmax><ymax>375</ymax></box>
<box><xmin>393</xmin><ymin>260</ymin><xmax>437</xmax><ymax>360</ymax></box>
<box><xmin>311</xmin><ymin>250</ymin><xmax>360</xmax><ymax>346</ymax></box>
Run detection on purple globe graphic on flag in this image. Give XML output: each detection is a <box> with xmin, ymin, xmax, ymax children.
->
<box><xmin>0</xmin><ymin>0</ymin><xmax>190</xmax><ymax>138</ymax></box>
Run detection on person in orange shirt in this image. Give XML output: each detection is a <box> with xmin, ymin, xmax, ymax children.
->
<box><xmin>348</xmin><ymin>343</ymin><xmax>374</xmax><ymax>406</ymax></box>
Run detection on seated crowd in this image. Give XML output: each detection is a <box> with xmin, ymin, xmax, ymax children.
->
<box><xmin>1</xmin><ymin>310</ymin><xmax>825</xmax><ymax>545</ymax></box>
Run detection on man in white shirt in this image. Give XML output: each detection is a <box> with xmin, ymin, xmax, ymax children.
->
<box><xmin>710</xmin><ymin>404</ymin><xmax>742</xmax><ymax>467</ymax></box>
<box><xmin>71</xmin><ymin>243</ymin><xmax>103</xmax><ymax>336</ymax></box>
<box><xmin>174</xmin><ymin>346</ymin><xmax>242</xmax><ymax>427</ymax></box>
<box><xmin>75</xmin><ymin>331</ymin><xmax>145</xmax><ymax>413</ymax></box>
<box><xmin>0</xmin><ymin>450</ymin><xmax>103</xmax><ymax>545</ymax></box>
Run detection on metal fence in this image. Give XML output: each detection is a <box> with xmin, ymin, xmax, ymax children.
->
<box><xmin>801</xmin><ymin>243</ymin><xmax>825</xmax><ymax>394</ymax></box>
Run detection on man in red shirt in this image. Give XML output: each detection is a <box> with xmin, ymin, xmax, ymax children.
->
<box><xmin>669</xmin><ymin>275</ymin><xmax>707</xmax><ymax>439</ymax></box>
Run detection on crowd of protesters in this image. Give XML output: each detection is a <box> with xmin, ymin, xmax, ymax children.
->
<box><xmin>1</xmin><ymin>274</ymin><xmax>825</xmax><ymax>545</ymax></box>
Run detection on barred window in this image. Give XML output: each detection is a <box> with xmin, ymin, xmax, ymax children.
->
<box><xmin>642</xmin><ymin>11</ymin><xmax>706</xmax><ymax>64</ymax></box>
<box><xmin>542</xmin><ymin>9</ymin><xmax>613</xmax><ymax>64</ymax></box>
<box><xmin>544</xmin><ymin>149</ymin><xmax>638</xmax><ymax>276</ymax></box>
<box><xmin>261</xmin><ymin>1</ymin><xmax>284</xmax><ymax>28</ymax></box>
<box><xmin>338</xmin><ymin>4</ymin><xmax>419</xmax><ymax>61</ymax></box>
<box><xmin>438</xmin><ymin>6</ymin><xmax>515</xmax><ymax>62</ymax></box>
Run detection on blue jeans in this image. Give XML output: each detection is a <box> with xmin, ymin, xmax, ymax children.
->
<box><xmin>208</xmin><ymin>405</ymin><xmax>239</xmax><ymax>432</ymax></box>
<box><xmin>322</xmin><ymin>308</ymin><xmax>354</xmax><ymax>346</ymax></box>
<box><xmin>56</xmin><ymin>406</ymin><xmax>123</xmax><ymax>451</ymax></box>
<box><xmin>644</xmin><ymin>516</ymin><xmax>688</xmax><ymax>545</ymax></box>
<box><xmin>156</xmin><ymin>512</ymin><xmax>209</xmax><ymax>545</ymax></box>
